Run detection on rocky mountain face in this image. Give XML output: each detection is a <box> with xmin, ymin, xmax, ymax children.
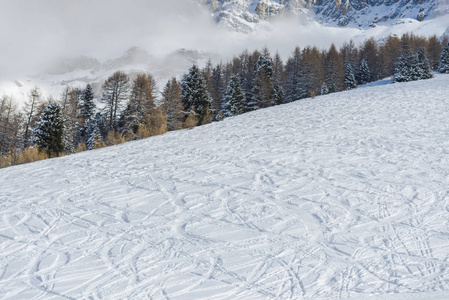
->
<box><xmin>314</xmin><ymin>0</ymin><xmax>442</xmax><ymax>26</ymax></box>
<box><xmin>198</xmin><ymin>0</ymin><xmax>311</xmax><ymax>31</ymax></box>
<box><xmin>199</xmin><ymin>0</ymin><xmax>446</xmax><ymax>30</ymax></box>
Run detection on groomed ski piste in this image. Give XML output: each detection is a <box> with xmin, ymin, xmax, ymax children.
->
<box><xmin>1</xmin><ymin>75</ymin><xmax>449</xmax><ymax>299</ymax></box>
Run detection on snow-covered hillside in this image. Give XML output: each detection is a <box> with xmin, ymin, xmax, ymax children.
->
<box><xmin>1</xmin><ymin>75</ymin><xmax>449</xmax><ymax>299</ymax></box>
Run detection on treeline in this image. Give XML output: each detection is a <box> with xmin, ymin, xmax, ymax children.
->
<box><xmin>1</xmin><ymin>33</ymin><xmax>449</xmax><ymax>168</ymax></box>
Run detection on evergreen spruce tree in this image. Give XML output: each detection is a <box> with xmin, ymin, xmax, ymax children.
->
<box><xmin>321</xmin><ymin>81</ymin><xmax>329</xmax><ymax>95</ymax></box>
<box><xmin>181</xmin><ymin>65</ymin><xmax>213</xmax><ymax>125</ymax></box>
<box><xmin>81</xmin><ymin>84</ymin><xmax>96</xmax><ymax>122</ymax></box>
<box><xmin>359</xmin><ymin>59</ymin><xmax>371</xmax><ymax>85</ymax></box>
<box><xmin>78</xmin><ymin>84</ymin><xmax>96</xmax><ymax>145</ymax></box>
<box><xmin>344</xmin><ymin>63</ymin><xmax>357</xmax><ymax>90</ymax></box>
<box><xmin>340</xmin><ymin>40</ymin><xmax>359</xmax><ymax>75</ymax></box>
<box><xmin>222</xmin><ymin>75</ymin><xmax>246</xmax><ymax>117</ymax></box>
<box><xmin>393</xmin><ymin>50</ymin><xmax>421</xmax><ymax>82</ymax></box>
<box><xmin>394</xmin><ymin>48</ymin><xmax>433</xmax><ymax>82</ymax></box>
<box><xmin>416</xmin><ymin>48</ymin><xmax>433</xmax><ymax>79</ymax></box>
<box><xmin>33</xmin><ymin>103</ymin><xmax>64</xmax><ymax>157</ymax></box>
<box><xmin>360</xmin><ymin>37</ymin><xmax>379</xmax><ymax>81</ymax></box>
<box><xmin>238</xmin><ymin>50</ymin><xmax>261</xmax><ymax>111</ymax></box>
<box><xmin>271</xmin><ymin>83</ymin><xmax>284</xmax><ymax>105</ymax></box>
<box><xmin>86</xmin><ymin>113</ymin><xmax>103</xmax><ymax>150</ymax></box>
<box><xmin>439</xmin><ymin>43</ymin><xmax>449</xmax><ymax>73</ymax></box>
<box><xmin>86</xmin><ymin>125</ymin><xmax>102</xmax><ymax>150</ymax></box>
<box><xmin>392</xmin><ymin>53</ymin><xmax>412</xmax><ymax>82</ymax></box>
<box><xmin>243</xmin><ymin>93</ymin><xmax>259</xmax><ymax>112</ymax></box>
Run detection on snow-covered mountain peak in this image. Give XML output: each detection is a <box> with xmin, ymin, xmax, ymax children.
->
<box><xmin>199</xmin><ymin>0</ymin><xmax>446</xmax><ymax>30</ymax></box>
<box><xmin>201</xmin><ymin>0</ymin><xmax>312</xmax><ymax>31</ymax></box>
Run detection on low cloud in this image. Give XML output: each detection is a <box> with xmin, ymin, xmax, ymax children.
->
<box><xmin>1</xmin><ymin>0</ymin><xmax>427</xmax><ymax>82</ymax></box>
<box><xmin>0</xmin><ymin>0</ymin><xmax>220</xmax><ymax>77</ymax></box>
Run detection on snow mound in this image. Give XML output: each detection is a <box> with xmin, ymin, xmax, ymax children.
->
<box><xmin>1</xmin><ymin>75</ymin><xmax>449</xmax><ymax>299</ymax></box>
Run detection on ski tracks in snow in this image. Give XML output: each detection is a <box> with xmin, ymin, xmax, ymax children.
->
<box><xmin>1</xmin><ymin>75</ymin><xmax>449</xmax><ymax>298</ymax></box>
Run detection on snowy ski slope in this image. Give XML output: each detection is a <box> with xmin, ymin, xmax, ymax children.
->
<box><xmin>1</xmin><ymin>75</ymin><xmax>449</xmax><ymax>299</ymax></box>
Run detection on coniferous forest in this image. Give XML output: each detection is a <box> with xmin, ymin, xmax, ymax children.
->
<box><xmin>1</xmin><ymin>33</ymin><xmax>449</xmax><ymax>168</ymax></box>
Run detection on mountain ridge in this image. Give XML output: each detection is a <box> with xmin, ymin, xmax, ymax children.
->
<box><xmin>200</xmin><ymin>0</ymin><xmax>448</xmax><ymax>30</ymax></box>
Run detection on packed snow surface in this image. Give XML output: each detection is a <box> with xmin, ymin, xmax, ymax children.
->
<box><xmin>2</xmin><ymin>75</ymin><xmax>449</xmax><ymax>299</ymax></box>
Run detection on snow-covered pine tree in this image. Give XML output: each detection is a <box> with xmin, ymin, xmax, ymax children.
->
<box><xmin>360</xmin><ymin>37</ymin><xmax>379</xmax><ymax>81</ymax></box>
<box><xmin>81</xmin><ymin>84</ymin><xmax>96</xmax><ymax>122</ymax></box>
<box><xmin>416</xmin><ymin>48</ymin><xmax>433</xmax><ymax>80</ymax></box>
<box><xmin>439</xmin><ymin>43</ymin><xmax>449</xmax><ymax>73</ymax></box>
<box><xmin>321</xmin><ymin>81</ymin><xmax>329</xmax><ymax>95</ymax></box>
<box><xmin>181</xmin><ymin>65</ymin><xmax>213</xmax><ymax>125</ymax></box>
<box><xmin>86</xmin><ymin>113</ymin><xmax>103</xmax><ymax>150</ymax></box>
<box><xmin>392</xmin><ymin>53</ymin><xmax>411</xmax><ymax>82</ymax></box>
<box><xmin>77</xmin><ymin>84</ymin><xmax>96</xmax><ymax>146</ymax></box>
<box><xmin>86</xmin><ymin>125</ymin><xmax>102</xmax><ymax>150</ymax></box>
<box><xmin>33</xmin><ymin>102</ymin><xmax>64</xmax><ymax>157</ymax></box>
<box><xmin>222</xmin><ymin>74</ymin><xmax>246</xmax><ymax>117</ymax></box>
<box><xmin>244</xmin><ymin>92</ymin><xmax>259</xmax><ymax>112</ymax></box>
<box><xmin>344</xmin><ymin>63</ymin><xmax>357</xmax><ymax>90</ymax></box>
<box><xmin>393</xmin><ymin>50</ymin><xmax>421</xmax><ymax>82</ymax></box>
<box><xmin>271</xmin><ymin>82</ymin><xmax>284</xmax><ymax>105</ymax></box>
<box><xmin>358</xmin><ymin>59</ymin><xmax>371</xmax><ymax>85</ymax></box>
<box><xmin>340</xmin><ymin>40</ymin><xmax>359</xmax><ymax>75</ymax></box>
